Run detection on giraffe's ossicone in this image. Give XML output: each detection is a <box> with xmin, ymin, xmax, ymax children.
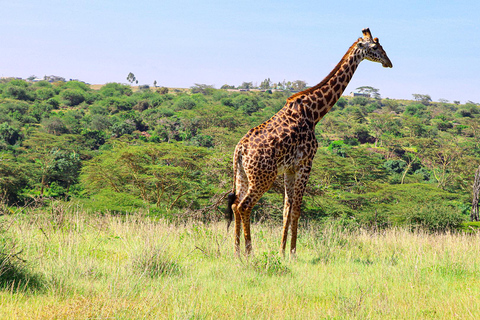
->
<box><xmin>227</xmin><ymin>28</ymin><xmax>392</xmax><ymax>257</ymax></box>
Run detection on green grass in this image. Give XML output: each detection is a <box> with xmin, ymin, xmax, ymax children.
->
<box><xmin>0</xmin><ymin>205</ymin><xmax>480</xmax><ymax>319</ymax></box>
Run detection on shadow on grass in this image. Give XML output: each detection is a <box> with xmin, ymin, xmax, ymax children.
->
<box><xmin>0</xmin><ymin>243</ymin><xmax>44</xmax><ymax>293</ymax></box>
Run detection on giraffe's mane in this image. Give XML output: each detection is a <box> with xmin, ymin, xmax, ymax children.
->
<box><xmin>286</xmin><ymin>39</ymin><xmax>360</xmax><ymax>102</ymax></box>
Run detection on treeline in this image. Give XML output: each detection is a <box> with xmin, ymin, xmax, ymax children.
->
<box><xmin>1</xmin><ymin>78</ymin><xmax>479</xmax><ymax>230</ymax></box>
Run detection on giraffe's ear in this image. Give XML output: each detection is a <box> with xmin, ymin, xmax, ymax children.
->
<box><xmin>356</xmin><ymin>42</ymin><xmax>365</xmax><ymax>49</ymax></box>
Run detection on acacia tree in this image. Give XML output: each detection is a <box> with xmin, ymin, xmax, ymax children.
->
<box><xmin>81</xmin><ymin>142</ymin><xmax>211</xmax><ymax>211</ymax></box>
<box><xmin>239</xmin><ymin>82</ymin><xmax>253</xmax><ymax>89</ymax></box>
<box><xmin>412</xmin><ymin>94</ymin><xmax>432</xmax><ymax>105</ymax></box>
<box><xmin>292</xmin><ymin>80</ymin><xmax>307</xmax><ymax>91</ymax></box>
<box><xmin>356</xmin><ymin>86</ymin><xmax>380</xmax><ymax>99</ymax></box>
<box><xmin>20</xmin><ymin>132</ymin><xmax>81</xmax><ymax>197</ymax></box>
<box><xmin>368</xmin><ymin>113</ymin><xmax>395</xmax><ymax>147</ymax></box>
<box><xmin>417</xmin><ymin>137</ymin><xmax>465</xmax><ymax>190</ymax></box>
<box><xmin>0</xmin><ymin>153</ymin><xmax>28</xmax><ymax>203</ymax></box>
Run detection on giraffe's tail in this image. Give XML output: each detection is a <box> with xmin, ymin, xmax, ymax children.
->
<box><xmin>226</xmin><ymin>192</ymin><xmax>236</xmax><ymax>230</ymax></box>
<box><xmin>226</xmin><ymin>144</ymin><xmax>241</xmax><ymax>230</ymax></box>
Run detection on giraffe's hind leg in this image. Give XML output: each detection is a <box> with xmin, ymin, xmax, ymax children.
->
<box><xmin>237</xmin><ymin>189</ymin><xmax>265</xmax><ymax>254</ymax></box>
<box><xmin>289</xmin><ymin>166</ymin><xmax>312</xmax><ymax>257</ymax></box>
<box><xmin>232</xmin><ymin>167</ymin><xmax>249</xmax><ymax>255</ymax></box>
<box><xmin>237</xmin><ymin>173</ymin><xmax>276</xmax><ymax>255</ymax></box>
<box><xmin>281</xmin><ymin>171</ymin><xmax>296</xmax><ymax>257</ymax></box>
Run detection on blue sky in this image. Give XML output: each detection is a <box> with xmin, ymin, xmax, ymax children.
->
<box><xmin>2</xmin><ymin>0</ymin><xmax>479</xmax><ymax>102</ymax></box>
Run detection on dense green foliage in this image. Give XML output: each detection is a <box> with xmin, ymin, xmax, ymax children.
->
<box><xmin>1</xmin><ymin>78</ymin><xmax>478</xmax><ymax>229</ymax></box>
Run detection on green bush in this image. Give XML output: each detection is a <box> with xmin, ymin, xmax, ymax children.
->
<box><xmin>173</xmin><ymin>96</ymin><xmax>196</xmax><ymax>111</ymax></box>
<box><xmin>60</xmin><ymin>89</ymin><xmax>86</xmax><ymax>106</ymax></box>
<box><xmin>327</xmin><ymin>140</ymin><xmax>348</xmax><ymax>157</ymax></box>
<box><xmin>251</xmin><ymin>251</ymin><xmax>290</xmax><ymax>276</ymax></box>
<box><xmin>404</xmin><ymin>204</ymin><xmax>465</xmax><ymax>232</ymax></box>
<box><xmin>383</xmin><ymin>159</ymin><xmax>406</xmax><ymax>174</ymax></box>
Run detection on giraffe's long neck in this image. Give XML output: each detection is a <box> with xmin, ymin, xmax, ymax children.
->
<box><xmin>287</xmin><ymin>40</ymin><xmax>364</xmax><ymax>124</ymax></box>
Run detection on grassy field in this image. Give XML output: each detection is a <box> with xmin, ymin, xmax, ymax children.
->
<box><xmin>1</xmin><ymin>204</ymin><xmax>480</xmax><ymax>319</ymax></box>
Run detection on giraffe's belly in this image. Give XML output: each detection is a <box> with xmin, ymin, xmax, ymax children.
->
<box><xmin>276</xmin><ymin>145</ymin><xmax>314</xmax><ymax>175</ymax></box>
<box><xmin>276</xmin><ymin>151</ymin><xmax>303</xmax><ymax>175</ymax></box>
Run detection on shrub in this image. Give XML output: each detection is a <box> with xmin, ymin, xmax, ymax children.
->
<box><xmin>335</xmin><ymin>97</ymin><xmax>347</xmax><ymax>108</ymax></box>
<box><xmin>327</xmin><ymin>140</ymin><xmax>348</xmax><ymax>157</ymax></box>
<box><xmin>35</xmin><ymin>87</ymin><xmax>56</xmax><ymax>100</ymax></box>
<box><xmin>251</xmin><ymin>251</ymin><xmax>290</xmax><ymax>276</ymax></box>
<box><xmin>350</xmin><ymin>96</ymin><xmax>369</xmax><ymax>106</ymax></box>
<box><xmin>233</xmin><ymin>95</ymin><xmax>264</xmax><ymax>115</ymax></box>
<box><xmin>173</xmin><ymin>96</ymin><xmax>196</xmax><ymax>111</ymax></box>
<box><xmin>3</xmin><ymin>82</ymin><xmax>35</xmax><ymax>101</ymax></box>
<box><xmin>99</xmin><ymin>83</ymin><xmax>132</xmax><ymax>97</ymax></box>
<box><xmin>156</xmin><ymin>87</ymin><xmax>169</xmax><ymax>95</ymax></box>
<box><xmin>110</xmin><ymin>121</ymin><xmax>136</xmax><ymax>137</ymax></box>
<box><xmin>60</xmin><ymin>89</ymin><xmax>86</xmax><ymax>106</ymax></box>
<box><xmin>63</xmin><ymin>81</ymin><xmax>90</xmax><ymax>92</ymax></box>
<box><xmin>343</xmin><ymin>136</ymin><xmax>359</xmax><ymax>146</ymax></box>
<box><xmin>42</xmin><ymin>117</ymin><xmax>69</xmax><ymax>135</ymax></box>
<box><xmin>133</xmin><ymin>100</ymin><xmax>150</xmax><ymax>111</ymax></box>
<box><xmin>0</xmin><ymin>123</ymin><xmax>21</xmax><ymax>145</ymax></box>
<box><xmin>404</xmin><ymin>104</ymin><xmax>427</xmax><ymax>117</ymax></box>
<box><xmin>383</xmin><ymin>159</ymin><xmax>406</xmax><ymax>174</ymax></box>
<box><xmin>404</xmin><ymin>204</ymin><xmax>465</xmax><ymax>232</ymax></box>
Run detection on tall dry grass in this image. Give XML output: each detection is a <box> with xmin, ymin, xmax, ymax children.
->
<box><xmin>0</xmin><ymin>203</ymin><xmax>479</xmax><ymax>319</ymax></box>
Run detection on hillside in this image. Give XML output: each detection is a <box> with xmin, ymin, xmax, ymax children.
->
<box><xmin>1</xmin><ymin>79</ymin><xmax>479</xmax><ymax>229</ymax></box>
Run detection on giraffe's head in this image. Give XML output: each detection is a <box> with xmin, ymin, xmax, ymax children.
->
<box><xmin>356</xmin><ymin>28</ymin><xmax>393</xmax><ymax>68</ymax></box>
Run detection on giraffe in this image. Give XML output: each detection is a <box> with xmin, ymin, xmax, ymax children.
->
<box><xmin>226</xmin><ymin>28</ymin><xmax>392</xmax><ymax>257</ymax></box>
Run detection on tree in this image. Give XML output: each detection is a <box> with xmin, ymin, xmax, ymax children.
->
<box><xmin>412</xmin><ymin>94</ymin><xmax>432</xmax><ymax>106</ymax></box>
<box><xmin>368</xmin><ymin>113</ymin><xmax>399</xmax><ymax>147</ymax></box>
<box><xmin>156</xmin><ymin>87</ymin><xmax>169</xmax><ymax>94</ymax></box>
<box><xmin>81</xmin><ymin>143</ymin><xmax>210</xmax><ymax>211</ymax></box>
<box><xmin>0</xmin><ymin>123</ymin><xmax>21</xmax><ymax>146</ymax></box>
<box><xmin>238</xmin><ymin>82</ymin><xmax>253</xmax><ymax>90</ymax></box>
<box><xmin>126</xmin><ymin>72</ymin><xmax>136</xmax><ymax>84</ymax></box>
<box><xmin>50</xmin><ymin>150</ymin><xmax>81</xmax><ymax>194</ymax></box>
<box><xmin>291</xmin><ymin>80</ymin><xmax>307</xmax><ymax>91</ymax></box>
<box><xmin>356</xmin><ymin>86</ymin><xmax>380</xmax><ymax>99</ymax></box>
<box><xmin>42</xmin><ymin>117</ymin><xmax>69</xmax><ymax>135</ymax></box>
<box><xmin>99</xmin><ymin>82</ymin><xmax>132</xmax><ymax>97</ymax></box>
<box><xmin>259</xmin><ymin>78</ymin><xmax>271</xmax><ymax>90</ymax></box>
<box><xmin>60</xmin><ymin>89</ymin><xmax>86</xmax><ymax>106</ymax></box>
<box><xmin>417</xmin><ymin>137</ymin><xmax>465</xmax><ymax>190</ymax></box>
<box><xmin>21</xmin><ymin>132</ymin><xmax>77</xmax><ymax>197</ymax></box>
<box><xmin>190</xmin><ymin>83</ymin><xmax>215</xmax><ymax>95</ymax></box>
